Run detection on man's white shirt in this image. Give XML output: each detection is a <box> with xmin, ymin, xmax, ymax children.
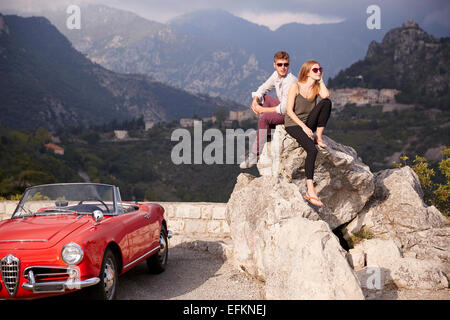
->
<box><xmin>251</xmin><ymin>71</ymin><xmax>297</xmax><ymax>115</ymax></box>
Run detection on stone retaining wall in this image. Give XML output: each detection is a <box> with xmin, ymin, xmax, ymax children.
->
<box><xmin>0</xmin><ymin>201</ymin><xmax>230</xmax><ymax>239</ymax></box>
<box><xmin>0</xmin><ymin>201</ymin><xmax>19</xmax><ymax>221</ymax></box>
<box><xmin>158</xmin><ymin>202</ymin><xmax>230</xmax><ymax>238</ymax></box>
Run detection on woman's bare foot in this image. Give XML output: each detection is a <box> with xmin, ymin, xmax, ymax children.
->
<box><xmin>305</xmin><ymin>179</ymin><xmax>324</xmax><ymax>207</ymax></box>
<box><xmin>304</xmin><ymin>193</ymin><xmax>324</xmax><ymax>207</ymax></box>
<box><xmin>304</xmin><ymin>191</ymin><xmax>324</xmax><ymax>207</ymax></box>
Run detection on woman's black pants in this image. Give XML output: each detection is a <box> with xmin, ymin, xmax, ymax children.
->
<box><xmin>285</xmin><ymin>98</ymin><xmax>332</xmax><ymax>180</ymax></box>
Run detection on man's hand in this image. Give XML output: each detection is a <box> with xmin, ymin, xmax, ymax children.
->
<box><xmin>253</xmin><ymin>104</ymin><xmax>266</xmax><ymax>114</ymax></box>
<box><xmin>251</xmin><ymin>97</ymin><xmax>261</xmax><ymax>114</ymax></box>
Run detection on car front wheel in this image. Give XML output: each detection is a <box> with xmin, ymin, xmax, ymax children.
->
<box><xmin>89</xmin><ymin>248</ymin><xmax>118</xmax><ymax>300</ymax></box>
<box><xmin>147</xmin><ymin>225</ymin><xmax>168</xmax><ymax>274</ymax></box>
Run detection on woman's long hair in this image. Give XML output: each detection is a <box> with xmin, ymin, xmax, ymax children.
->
<box><xmin>298</xmin><ymin>60</ymin><xmax>320</xmax><ymax>101</ymax></box>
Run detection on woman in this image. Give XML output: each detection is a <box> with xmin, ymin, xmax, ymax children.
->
<box><xmin>285</xmin><ymin>60</ymin><xmax>332</xmax><ymax>207</ymax></box>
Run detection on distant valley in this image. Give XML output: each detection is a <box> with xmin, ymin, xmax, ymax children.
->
<box><xmin>16</xmin><ymin>5</ymin><xmax>387</xmax><ymax>105</ymax></box>
<box><xmin>0</xmin><ymin>13</ymin><xmax>242</xmax><ymax>130</ymax></box>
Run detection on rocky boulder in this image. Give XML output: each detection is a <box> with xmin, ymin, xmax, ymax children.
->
<box><xmin>225</xmin><ymin>196</ymin><xmax>365</xmax><ymax>299</ymax></box>
<box><xmin>226</xmin><ymin>125</ymin><xmax>448</xmax><ymax>299</ymax></box>
<box><xmin>348</xmin><ymin>239</ymin><xmax>448</xmax><ymax>292</ymax></box>
<box><xmin>342</xmin><ymin>166</ymin><xmax>449</xmax><ymax>274</ymax></box>
<box><xmin>226</xmin><ymin>173</ymin><xmax>321</xmax><ymax>281</ymax></box>
<box><xmin>226</xmin><ymin>129</ymin><xmax>375</xmax><ymax>299</ymax></box>
<box><xmin>257</xmin><ymin>125</ymin><xmax>374</xmax><ymax>229</ymax></box>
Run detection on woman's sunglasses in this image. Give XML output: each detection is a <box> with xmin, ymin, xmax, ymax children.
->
<box><xmin>312</xmin><ymin>67</ymin><xmax>323</xmax><ymax>73</ymax></box>
<box><xmin>276</xmin><ymin>63</ymin><xmax>289</xmax><ymax>67</ymax></box>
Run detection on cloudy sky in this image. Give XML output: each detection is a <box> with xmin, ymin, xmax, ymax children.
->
<box><xmin>1</xmin><ymin>0</ymin><xmax>449</xmax><ymax>34</ymax></box>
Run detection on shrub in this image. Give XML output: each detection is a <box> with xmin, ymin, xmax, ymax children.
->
<box><xmin>393</xmin><ymin>148</ymin><xmax>449</xmax><ymax>217</ymax></box>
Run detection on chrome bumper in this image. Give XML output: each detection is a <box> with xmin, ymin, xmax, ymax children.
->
<box><xmin>22</xmin><ymin>276</ymin><xmax>100</xmax><ymax>293</ymax></box>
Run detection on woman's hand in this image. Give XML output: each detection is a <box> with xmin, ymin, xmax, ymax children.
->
<box><xmin>302</xmin><ymin>126</ymin><xmax>314</xmax><ymax>140</ymax></box>
<box><xmin>318</xmin><ymin>77</ymin><xmax>330</xmax><ymax>99</ymax></box>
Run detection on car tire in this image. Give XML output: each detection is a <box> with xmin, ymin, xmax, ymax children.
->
<box><xmin>147</xmin><ymin>225</ymin><xmax>168</xmax><ymax>274</ymax></box>
<box><xmin>88</xmin><ymin>248</ymin><xmax>118</xmax><ymax>300</ymax></box>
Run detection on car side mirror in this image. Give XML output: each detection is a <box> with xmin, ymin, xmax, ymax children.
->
<box><xmin>92</xmin><ymin>210</ymin><xmax>104</xmax><ymax>224</ymax></box>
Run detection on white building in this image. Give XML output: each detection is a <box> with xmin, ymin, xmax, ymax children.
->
<box><xmin>114</xmin><ymin>130</ymin><xmax>129</xmax><ymax>140</ymax></box>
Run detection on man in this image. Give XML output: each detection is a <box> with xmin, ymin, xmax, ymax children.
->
<box><xmin>240</xmin><ymin>51</ymin><xmax>297</xmax><ymax>169</ymax></box>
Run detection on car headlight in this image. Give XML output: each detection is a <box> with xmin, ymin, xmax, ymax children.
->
<box><xmin>61</xmin><ymin>242</ymin><xmax>84</xmax><ymax>265</ymax></box>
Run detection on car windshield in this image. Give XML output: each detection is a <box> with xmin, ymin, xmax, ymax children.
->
<box><xmin>13</xmin><ymin>183</ymin><xmax>118</xmax><ymax>218</ymax></box>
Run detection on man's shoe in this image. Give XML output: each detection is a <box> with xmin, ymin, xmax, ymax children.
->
<box><xmin>239</xmin><ymin>152</ymin><xmax>258</xmax><ymax>169</ymax></box>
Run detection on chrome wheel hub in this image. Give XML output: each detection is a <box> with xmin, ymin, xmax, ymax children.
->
<box><xmin>159</xmin><ymin>234</ymin><xmax>167</xmax><ymax>264</ymax></box>
<box><xmin>103</xmin><ymin>259</ymin><xmax>115</xmax><ymax>298</ymax></box>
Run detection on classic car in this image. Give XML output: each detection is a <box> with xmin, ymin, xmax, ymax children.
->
<box><xmin>0</xmin><ymin>183</ymin><xmax>171</xmax><ymax>300</ymax></box>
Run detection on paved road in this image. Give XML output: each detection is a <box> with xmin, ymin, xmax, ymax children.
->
<box><xmin>55</xmin><ymin>243</ymin><xmax>263</xmax><ymax>300</ymax></box>
<box><xmin>115</xmin><ymin>246</ymin><xmax>263</xmax><ymax>300</ymax></box>
<box><xmin>49</xmin><ymin>240</ymin><xmax>450</xmax><ymax>300</ymax></box>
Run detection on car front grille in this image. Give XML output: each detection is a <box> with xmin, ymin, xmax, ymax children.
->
<box><xmin>24</xmin><ymin>266</ymin><xmax>72</xmax><ymax>282</ymax></box>
<box><xmin>1</xmin><ymin>254</ymin><xmax>20</xmax><ymax>297</ymax></box>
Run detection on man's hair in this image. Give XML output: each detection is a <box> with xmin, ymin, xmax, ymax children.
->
<box><xmin>273</xmin><ymin>51</ymin><xmax>290</xmax><ymax>62</ymax></box>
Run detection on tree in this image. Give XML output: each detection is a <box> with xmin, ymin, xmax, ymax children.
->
<box><xmin>34</xmin><ymin>127</ymin><xmax>51</xmax><ymax>144</ymax></box>
<box><xmin>215</xmin><ymin>108</ymin><xmax>227</xmax><ymax>124</ymax></box>
<box><xmin>82</xmin><ymin>131</ymin><xmax>100</xmax><ymax>145</ymax></box>
<box><xmin>393</xmin><ymin>148</ymin><xmax>450</xmax><ymax>217</ymax></box>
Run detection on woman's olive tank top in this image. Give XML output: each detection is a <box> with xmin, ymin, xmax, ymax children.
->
<box><xmin>284</xmin><ymin>85</ymin><xmax>317</xmax><ymax>127</ymax></box>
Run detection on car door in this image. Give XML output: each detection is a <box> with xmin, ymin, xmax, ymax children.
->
<box><xmin>143</xmin><ymin>206</ymin><xmax>160</xmax><ymax>251</ymax></box>
<box><xmin>121</xmin><ymin>208</ymin><xmax>151</xmax><ymax>265</ymax></box>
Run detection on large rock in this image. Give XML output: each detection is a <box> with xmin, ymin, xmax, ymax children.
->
<box><xmin>227</xmin><ymin>127</ymin><xmax>448</xmax><ymax>299</ymax></box>
<box><xmin>264</xmin><ymin>217</ymin><xmax>364</xmax><ymax>299</ymax></box>
<box><xmin>225</xmin><ymin>198</ymin><xmax>365</xmax><ymax>299</ymax></box>
<box><xmin>227</xmin><ymin>174</ymin><xmax>319</xmax><ymax>280</ymax></box>
<box><xmin>342</xmin><ymin>166</ymin><xmax>449</xmax><ymax>274</ymax></box>
<box><xmin>351</xmin><ymin>239</ymin><xmax>448</xmax><ymax>291</ymax></box>
<box><xmin>257</xmin><ymin>125</ymin><xmax>374</xmax><ymax>228</ymax></box>
<box><xmin>227</xmin><ymin>172</ymin><xmax>365</xmax><ymax>299</ymax></box>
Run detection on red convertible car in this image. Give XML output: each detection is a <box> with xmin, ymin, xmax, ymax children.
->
<box><xmin>0</xmin><ymin>183</ymin><xmax>171</xmax><ymax>300</ymax></box>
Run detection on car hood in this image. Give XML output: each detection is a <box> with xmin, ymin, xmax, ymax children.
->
<box><xmin>0</xmin><ymin>215</ymin><xmax>91</xmax><ymax>250</ymax></box>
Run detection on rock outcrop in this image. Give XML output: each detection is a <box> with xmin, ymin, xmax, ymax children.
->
<box><xmin>227</xmin><ymin>174</ymin><xmax>365</xmax><ymax>299</ymax></box>
<box><xmin>256</xmin><ymin>125</ymin><xmax>374</xmax><ymax>229</ymax></box>
<box><xmin>342</xmin><ymin>166</ymin><xmax>449</xmax><ymax>277</ymax></box>
<box><xmin>263</xmin><ymin>216</ymin><xmax>364</xmax><ymax>299</ymax></box>
<box><xmin>349</xmin><ymin>239</ymin><xmax>448</xmax><ymax>291</ymax></box>
<box><xmin>226</xmin><ymin>125</ymin><xmax>449</xmax><ymax>299</ymax></box>
<box><xmin>329</xmin><ymin>20</ymin><xmax>450</xmax><ymax>108</ymax></box>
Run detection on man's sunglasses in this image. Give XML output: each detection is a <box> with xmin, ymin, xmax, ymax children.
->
<box><xmin>276</xmin><ymin>63</ymin><xmax>289</xmax><ymax>67</ymax></box>
<box><xmin>312</xmin><ymin>67</ymin><xmax>323</xmax><ymax>73</ymax></box>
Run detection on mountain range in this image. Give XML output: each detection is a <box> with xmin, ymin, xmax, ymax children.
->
<box><xmin>15</xmin><ymin>5</ymin><xmax>387</xmax><ymax>105</ymax></box>
<box><xmin>0</xmin><ymin>13</ymin><xmax>241</xmax><ymax>130</ymax></box>
<box><xmin>1</xmin><ymin>5</ymin><xmax>448</xmax><ymax>132</ymax></box>
<box><xmin>328</xmin><ymin>20</ymin><xmax>450</xmax><ymax>109</ymax></box>
<box><xmin>33</xmin><ymin>5</ymin><xmax>267</xmax><ymax>105</ymax></box>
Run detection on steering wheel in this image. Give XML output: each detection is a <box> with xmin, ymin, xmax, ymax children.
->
<box><xmin>78</xmin><ymin>198</ymin><xmax>110</xmax><ymax>213</ymax></box>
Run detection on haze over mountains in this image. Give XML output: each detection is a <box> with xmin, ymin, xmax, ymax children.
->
<box><xmin>10</xmin><ymin>4</ymin><xmax>389</xmax><ymax>105</ymax></box>
<box><xmin>0</xmin><ymin>13</ymin><xmax>240</xmax><ymax>130</ymax></box>
<box><xmin>1</xmin><ymin>4</ymin><xmax>448</xmax><ymax>132</ymax></box>
<box><xmin>31</xmin><ymin>5</ymin><xmax>268</xmax><ymax>105</ymax></box>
